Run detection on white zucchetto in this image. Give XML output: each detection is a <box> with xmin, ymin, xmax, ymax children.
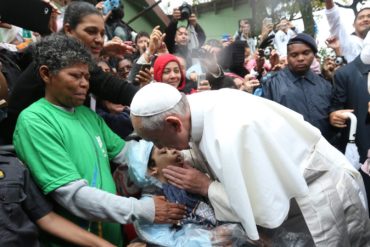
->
<box><xmin>130</xmin><ymin>82</ymin><xmax>182</xmax><ymax>117</ymax></box>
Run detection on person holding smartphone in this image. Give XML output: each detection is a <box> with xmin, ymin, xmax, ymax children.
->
<box><xmin>0</xmin><ymin>0</ymin><xmax>59</xmax><ymax>35</ymax></box>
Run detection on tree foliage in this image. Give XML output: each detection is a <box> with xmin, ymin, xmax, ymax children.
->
<box><xmin>253</xmin><ymin>0</ymin><xmax>325</xmax><ymax>37</ymax></box>
<box><xmin>335</xmin><ymin>0</ymin><xmax>367</xmax><ymax>15</ymax></box>
<box><xmin>253</xmin><ymin>0</ymin><xmax>365</xmax><ymax>37</ymax></box>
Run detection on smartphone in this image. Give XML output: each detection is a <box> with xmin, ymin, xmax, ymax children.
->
<box><xmin>140</xmin><ymin>64</ymin><xmax>151</xmax><ymax>72</ymax></box>
<box><xmin>103</xmin><ymin>0</ymin><xmax>121</xmax><ymax>15</ymax></box>
<box><xmin>0</xmin><ymin>0</ymin><xmax>53</xmax><ymax>35</ymax></box>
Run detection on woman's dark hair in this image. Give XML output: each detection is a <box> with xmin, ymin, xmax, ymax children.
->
<box><xmin>108</xmin><ymin>3</ymin><xmax>125</xmax><ymax>21</ymax></box>
<box><xmin>33</xmin><ymin>34</ymin><xmax>93</xmax><ymax>75</ymax></box>
<box><xmin>63</xmin><ymin>1</ymin><xmax>102</xmax><ymax>31</ymax></box>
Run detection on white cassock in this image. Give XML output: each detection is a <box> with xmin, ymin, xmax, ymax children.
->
<box><xmin>187</xmin><ymin>89</ymin><xmax>370</xmax><ymax>245</ymax></box>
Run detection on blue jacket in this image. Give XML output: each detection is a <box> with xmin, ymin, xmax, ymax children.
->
<box><xmin>262</xmin><ymin>67</ymin><xmax>334</xmax><ymax>140</ymax></box>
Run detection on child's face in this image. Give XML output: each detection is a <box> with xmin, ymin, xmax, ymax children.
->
<box><xmin>149</xmin><ymin>147</ymin><xmax>184</xmax><ymax>181</ymax></box>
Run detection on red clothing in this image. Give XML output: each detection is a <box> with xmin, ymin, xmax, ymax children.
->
<box><xmin>153</xmin><ymin>54</ymin><xmax>186</xmax><ymax>91</ymax></box>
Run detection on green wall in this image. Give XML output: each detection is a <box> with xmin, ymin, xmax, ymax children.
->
<box><xmin>121</xmin><ymin>1</ymin><xmax>252</xmax><ymax>40</ymax></box>
<box><xmin>196</xmin><ymin>3</ymin><xmax>252</xmax><ymax>40</ymax></box>
<box><xmin>122</xmin><ymin>0</ymin><xmax>155</xmax><ymax>33</ymax></box>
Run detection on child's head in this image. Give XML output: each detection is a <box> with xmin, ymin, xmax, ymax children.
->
<box><xmin>126</xmin><ymin>140</ymin><xmax>184</xmax><ymax>187</ymax></box>
<box><xmin>148</xmin><ymin>147</ymin><xmax>184</xmax><ymax>182</ymax></box>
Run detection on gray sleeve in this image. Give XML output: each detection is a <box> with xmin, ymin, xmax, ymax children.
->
<box><xmin>111</xmin><ymin>143</ymin><xmax>128</xmax><ymax>164</ymax></box>
<box><xmin>51</xmin><ymin>179</ymin><xmax>154</xmax><ymax>224</ymax></box>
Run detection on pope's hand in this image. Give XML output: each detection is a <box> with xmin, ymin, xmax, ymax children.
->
<box><xmin>162</xmin><ymin>163</ymin><xmax>211</xmax><ymax>196</ymax></box>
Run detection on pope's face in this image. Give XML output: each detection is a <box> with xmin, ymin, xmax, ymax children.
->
<box><xmin>132</xmin><ymin>115</ymin><xmax>191</xmax><ymax>150</ymax></box>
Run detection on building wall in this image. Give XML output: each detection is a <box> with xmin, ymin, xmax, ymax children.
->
<box><xmin>122</xmin><ymin>0</ymin><xmax>156</xmax><ymax>33</ymax></box>
<box><xmin>122</xmin><ymin>0</ymin><xmax>252</xmax><ymax>40</ymax></box>
<box><xmin>196</xmin><ymin>2</ymin><xmax>252</xmax><ymax>40</ymax></box>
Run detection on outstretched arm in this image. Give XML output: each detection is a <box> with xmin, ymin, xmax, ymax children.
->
<box><xmin>164</xmin><ymin>8</ymin><xmax>181</xmax><ymax>54</ymax></box>
<box><xmin>37</xmin><ymin>212</ymin><xmax>115</xmax><ymax>247</ymax></box>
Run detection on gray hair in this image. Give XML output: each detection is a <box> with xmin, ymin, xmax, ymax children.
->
<box><xmin>138</xmin><ymin>94</ymin><xmax>189</xmax><ymax>131</ymax></box>
<box><xmin>33</xmin><ymin>34</ymin><xmax>93</xmax><ymax>75</ymax></box>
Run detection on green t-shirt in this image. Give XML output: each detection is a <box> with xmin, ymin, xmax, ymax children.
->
<box><xmin>13</xmin><ymin>98</ymin><xmax>125</xmax><ymax>246</ymax></box>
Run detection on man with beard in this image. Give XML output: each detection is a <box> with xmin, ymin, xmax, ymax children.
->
<box><xmin>261</xmin><ymin>33</ymin><xmax>335</xmax><ymax>142</ymax></box>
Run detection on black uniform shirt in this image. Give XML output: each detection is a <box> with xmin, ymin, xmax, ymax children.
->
<box><xmin>0</xmin><ymin>151</ymin><xmax>52</xmax><ymax>247</ymax></box>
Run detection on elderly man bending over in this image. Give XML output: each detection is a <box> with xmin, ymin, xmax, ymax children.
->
<box><xmin>130</xmin><ymin>82</ymin><xmax>370</xmax><ymax>246</ymax></box>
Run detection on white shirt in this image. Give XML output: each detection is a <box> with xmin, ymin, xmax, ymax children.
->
<box><xmin>187</xmin><ymin>89</ymin><xmax>319</xmax><ymax>240</ymax></box>
<box><xmin>273</xmin><ymin>29</ymin><xmax>298</xmax><ymax>57</ymax></box>
<box><xmin>186</xmin><ymin>89</ymin><xmax>369</xmax><ymax>243</ymax></box>
<box><xmin>326</xmin><ymin>5</ymin><xmax>363</xmax><ymax>62</ymax></box>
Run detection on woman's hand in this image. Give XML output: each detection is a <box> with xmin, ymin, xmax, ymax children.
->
<box><xmin>146</xmin><ymin>26</ymin><xmax>166</xmax><ymax>62</ymax></box>
<box><xmin>240</xmin><ymin>74</ymin><xmax>260</xmax><ymax>93</ymax></box>
<box><xmin>101</xmin><ymin>37</ymin><xmax>134</xmax><ymax>59</ymax></box>
<box><xmin>135</xmin><ymin>68</ymin><xmax>152</xmax><ymax>88</ymax></box>
<box><xmin>153</xmin><ymin>196</ymin><xmax>186</xmax><ymax>224</ymax></box>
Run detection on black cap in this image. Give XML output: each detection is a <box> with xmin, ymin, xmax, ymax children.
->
<box><xmin>287</xmin><ymin>33</ymin><xmax>318</xmax><ymax>54</ymax></box>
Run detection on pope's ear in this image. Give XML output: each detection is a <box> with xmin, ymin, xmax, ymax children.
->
<box><xmin>39</xmin><ymin>65</ymin><xmax>51</xmax><ymax>85</ymax></box>
<box><xmin>165</xmin><ymin>116</ymin><xmax>182</xmax><ymax>132</ymax></box>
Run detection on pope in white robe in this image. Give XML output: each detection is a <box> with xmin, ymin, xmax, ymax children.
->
<box><xmin>130</xmin><ymin>82</ymin><xmax>370</xmax><ymax>246</ymax></box>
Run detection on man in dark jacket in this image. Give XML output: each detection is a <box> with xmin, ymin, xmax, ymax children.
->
<box><xmin>329</xmin><ymin>56</ymin><xmax>370</xmax><ymax>212</ymax></box>
<box><xmin>262</xmin><ymin>33</ymin><xmax>334</xmax><ymax>141</ymax></box>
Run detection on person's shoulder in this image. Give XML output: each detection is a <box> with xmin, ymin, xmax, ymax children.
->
<box><xmin>334</xmin><ymin>61</ymin><xmax>355</xmax><ymax>77</ymax></box>
<box><xmin>262</xmin><ymin>70</ymin><xmax>283</xmax><ymax>84</ymax></box>
<box><xmin>0</xmin><ymin>151</ymin><xmax>26</xmax><ymax>177</ymax></box>
<box><xmin>76</xmin><ymin>105</ymin><xmax>94</xmax><ymax>113</ymax></box>
<box><xmin>18</xmin><ymin>98</ymin><xmax>48</xmax><ymax>120</ymax></box>
<box><xmin>75</xmin><ymin>105</ymin><xmax>105</xmax><ymax>123</ymax></box>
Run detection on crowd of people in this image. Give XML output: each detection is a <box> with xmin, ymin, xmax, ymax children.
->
<box><xmin>0</xmin><ymin>0</ymin><xmax>370</xmax><ymax>246</ymax></box>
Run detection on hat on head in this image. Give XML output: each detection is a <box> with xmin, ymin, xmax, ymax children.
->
<box><xmin>287</xmin><ymin>33</ymin><xmax>318</xmax><ymax>54</ymax></box>
<box><xmin>125</xmin><ymin>139</ymin><xmax>154</xmax><ymax>187</ymax></box>
<box><xmin>130</xmin><ymin>82</ymin><xmax>182</xmax><ymax>117</ymax></box>
<box><xmin>153</xmin><ymin>54</ymin><xmax>185</xmax><ymax>90</ymax></box>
